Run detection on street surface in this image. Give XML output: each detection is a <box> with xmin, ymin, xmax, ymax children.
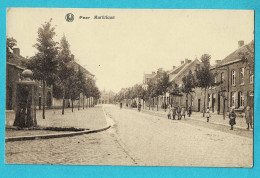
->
<box><xmin>5</xmin><ymin>104</ymin><xmax>253</xmax><ymax>167</ymax></box>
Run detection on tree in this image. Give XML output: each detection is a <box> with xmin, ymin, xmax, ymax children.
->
<box><xmin>182</xmin><ymin>70</ymin><xmax>196</xmax><ymax>111</ymax></box>
<box><xmin>147</xmin><ymin>80</ymin><xmax>157</xmax><ymax>110</ymax></box>
<box><xmin>195</xmin><ymin>54</ymin><xmax>215</xmax><ymax>117</ymax></box>
<box><xmin>55</xmin><ymin>35</ymin><xmax>74</xmax><ymax>114</ymax></box>
<box><xmin>76</xmin><ymin>68</ymin><xmax>86</xmax><ymax>110</ymax></box>
<box><xmin>27</xmin><ymin>19</ymin><xmax>58</xmax><ymax>119</ymax></box>
<box><xmin>6</xmin><ymin>37</ymin><xmax>17</xmax><ymax>59</ymax></box>
<box><xmin>157</xmin><ymin>72</ymin><xmax>172</xmax><ymax>111</ymax></box>
<box><xmin>67</xmin><ymin>69</ymin><xmax>80</xmax><ymax>112</ymax></box>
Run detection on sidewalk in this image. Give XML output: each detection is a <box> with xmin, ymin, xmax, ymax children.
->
<box><xmin>5</xmin><ymin>105</ymin><xmax>108</xmax><ymax>138</ymax></box>
<box><xmin>124</xmin><ymin>105</ymin><xmax>252</xmax><ymax>131</ymax></box>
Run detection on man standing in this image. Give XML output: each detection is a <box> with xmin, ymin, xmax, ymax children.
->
<box><xmin>138</xmin><ymin>101</ymin><xmax>142</xmax><ymax>112</ymax></box>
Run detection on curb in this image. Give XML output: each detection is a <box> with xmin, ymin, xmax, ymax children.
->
<box><xmin>5</xmin><ymin>125</ymin><xmax>111</xmax><ymax>142</ymax></box>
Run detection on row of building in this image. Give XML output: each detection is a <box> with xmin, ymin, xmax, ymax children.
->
<box><xmin>6</xmin><ymin>47</ymin><xmax>96</xmax><ymax>111</ymax></box>
<box><xmin>142</xmin><ymin>40</ymin><xmax>254</xmax><ymax>115</ymax></box>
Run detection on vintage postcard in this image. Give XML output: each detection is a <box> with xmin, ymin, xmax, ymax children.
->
<box><xmin>5</xmin><ymin>8</ymin><xmax>254</xmax><ymax>167</ymax></box>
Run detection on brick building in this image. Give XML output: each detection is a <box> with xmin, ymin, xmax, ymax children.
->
<box><xmin>6</xmin><ymin>48</ymin><xmax>53</xmax><ymax>110</ymax></box>
<box><xmin>206</xmin><ymin>40</ymin><xmax>254</xmax><ymax>115</ymax></box>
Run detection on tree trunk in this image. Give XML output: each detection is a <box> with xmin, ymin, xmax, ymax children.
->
<box><xmin>164</xmin><ymin>93</ymin><xmax>167</xmax><ymax>112</ymax></box>
<box><xmin>78</xmin><ymin>94</ymin><xmax>80</xmax><ymax>110</ymax></box>
<box><xmin>149</xmin><ymin>97</ymin><xmax>151</xmax><ymax>110</ymax></box>
<box><xmin>42</xmin><ymin>78</ymin><xmax>46</xmax><ymax>119</ymax></box>
<box><xmin>72</xmin><ymin>99</ymin><xmax>74</xmax><ymax>112</ymax></box>
<box><xmin>186</xmin><ymin>93</ymin><xmax>188</xmax><ymax>112</ymax></box>
<box><xmin>143</xmin><ymin>99</ymin><xmax>144</xmax><ymax>109</ymax></box>
<box><xmin>157</xmin><ymin>96</ymin><xmax>158</xmax><ymax>111</ymax></box>
<box><xmin>62</xmin><ymin>88</ymin><xmax>65</xmax><ymax>115</ymax></box>
<box><xmin>190</xmin><ymin>94</ymin><xmax>192</xmax><ymax>111</ymax></box>
<box><xmin>152</xmin><ymin>97</ymin><xmax>154</xmax><ymax>110</ymax></box>
<box><xmin>203</xmin><ymin>88</ymin><xmax>206</xmax><ymax>117</ymax></box>
<box><xmin>83</xmin><ymin>96</ymin><xmax>85</xmax><ymax>109</ymax></box>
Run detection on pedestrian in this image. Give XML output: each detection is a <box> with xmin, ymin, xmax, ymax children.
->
<box><xmin>181</xmin><ymin>107</ymin><xmax>186</xmax><ymax>119</ymax></box>
<box><xmin>120</xmin><ymin>102</ymin><xmax>122</xmax><ymax>109</ymax></box>
<box><xmin>245</xmin><ymin>106</ymin><xmax>253</xmax><ymax>130</ymax></box>
<box><xmin>138</xmin><ymin>101</ymin><xmax>142</xmax><ymax>112</ymax></box>
<box><xmin>167</xmin><ymin>105</ymin><xmax>172</xmax><ymax>119</ymax></box>
<box><xmin>206</xmin><ymin>107</ymin><xmax>211</xmax><ymax>122</ymax></box>
<box><xmin>188</xmin><ymin>106</ymin><xmax>192</xmax><ymax>117</ymax></box>
<box><xmin>177</xmin><ymin>106</ymin><xmax>181</xmax><ymax>120</ymax></box>
<box><xmin>229</xmin><ymin>108</ymin><xmax>236</xmax><ymax>130</ymax></box>
<box><xmin>172</xmin><ymin>106</ymin><xmax>176</xmax><ymax>120</ymax></box>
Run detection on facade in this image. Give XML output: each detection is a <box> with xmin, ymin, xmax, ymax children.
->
<box><xmin>167</xmin><ymin>58</ymin><xmax>202</xmax><ymax>111</ymax></box>
<box><xmin>6</xmin><ymin>48</ymin><xmax>53</xmax><ymax>110</ymax></box>
<box><xmin>142</xmin><ymin>59</ymin><xmax>203</xmax><ymax>111</ymax></box>
<box><xmin>206</xmin><ymin>40</ymin><xmax>254</xmax><ymax>115</ymax></box>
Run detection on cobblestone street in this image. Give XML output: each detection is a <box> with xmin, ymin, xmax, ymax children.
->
<box><xmin>5</xmin><ymin>104</ymin><xmax>253</xmax><ymax>167</ymax></box>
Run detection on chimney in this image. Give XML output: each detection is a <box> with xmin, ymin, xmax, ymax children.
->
<box><xmin>215</xmin><ymin>60</ymin><xmax>221</xmax><ymax>65</ymax></box>
<box><xmin>188</xmin><ymin>60</ymin><xmax>192</xmax><ymax>63</ymax></box>
<box><xmin>13</xmin><ymin>48</ymin><xmax>20</xmax><ymax>56</ymax></box>
<box><xmin>238</xmin><ymin>40</ymin><xmax>244</xmax><ymax>48</ymax></box>
<box><xmin>152</xmin><ymin>71</ymin><xmax>156</xmax><ymax>74</ymax></box>
<box><xmin>181</xmin><ymin>61</ymin><xmax>184</xmax><ymax>65</ymax></box>
<box><xmin>185</xmin><ymin>58</ymin><xmax>189</xmax><ymax>64</ymax></box>
<box><xmin>172</xmin><ymin>66</ymin><xmax>176</xmax><ymax>70</ymax></box>
<box><xmin>71</xmin><ymin>54</ymin><xmax>75</xmax><ymax>61</ymax></box>
<box><xmin>157</xmin><ymin>68</ymin><xmax>163</xmax><ymax>73</ymax></box>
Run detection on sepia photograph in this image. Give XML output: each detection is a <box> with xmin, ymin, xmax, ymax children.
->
<box><xmin>5</xmin><ymin>8</ymin><xmax>254</xmax><ymax>167</ymax></box>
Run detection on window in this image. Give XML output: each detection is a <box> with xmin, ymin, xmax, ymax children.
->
<box><xmin>214</xmin><ymin>76</ymin><xmax>217</xmax><ymax>83</ymax></box>
<box><xmin>240</xmin><ymin>68</ymin><xmax>244</xmax><ymax>84</ymax></box>
<box><xmin>230</xmin><ymin>92</ymin><xmax>235</xmax><ymax>107</ymax></box>
<box><xmin>231</xmin><ymin>70</ymin><xmax>236</xmax><ymax>86</ymax></box>
<box><xmin>238</xmin><ymin>92</ymin><xmax>244</xmax><ymax>107</ymax></box>
<box><xmin>221</xmin><ymin>72</ymin><xmax>224</xmax><ymax>82</ymax></box>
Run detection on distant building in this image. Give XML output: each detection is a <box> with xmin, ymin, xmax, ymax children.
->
<box><xmin>99</xmin><ymin>89</ymin><xmax>115</xmax><ymax>104</ymax></box>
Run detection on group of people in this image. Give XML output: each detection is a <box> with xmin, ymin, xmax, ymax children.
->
<box><xmin>228</xmin><ymin>106</ymin><xmax>253</xmax><ymax>130</ymax></box>
<box><xmin>205</xmin><ymin>106</ymin><xmax>253</xmax><ymax>130</ymax></box>
<box><xmin>167</xmin><ymin>105</ymin><xmax>192</xmax><ymax>120</ymax></box>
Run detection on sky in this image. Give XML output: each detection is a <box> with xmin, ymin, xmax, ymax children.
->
<box><xmin>7</xmin><ymin>8</ymin><xmax>254</xmax><ymax>92</ymax></box>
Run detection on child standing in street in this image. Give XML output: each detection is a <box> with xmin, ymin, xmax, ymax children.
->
<box><xmin>206</xmin><ymin>107</ymin><xmax>211</xmax><ymax>122</ymax></box>
<box><xmin>229</xmin><ymin>108</ymin><xmax>236</xmax><ymax>130</ymax></box>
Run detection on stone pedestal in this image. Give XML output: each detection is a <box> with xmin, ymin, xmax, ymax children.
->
<box><xmin>13</xmin><ymin>70</ymin><xmax>37</xmax><ymax>128</ymax></box>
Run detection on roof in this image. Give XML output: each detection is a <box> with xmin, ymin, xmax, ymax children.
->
<box><xmin>212</xmin><ymin>40</ymin><xmax>254</xmax><ymax>69</ymax></box>
<box><xmin>73</xmin><ymin>61</ymin><xmax>95</xmax><ymax>77</ymax></box>
<box><xmin>167</xmin><ymin>63</ymin><xmax>186</xmax><ymax>76</ymax></box>
<box><xmin>144</xmin><ymin>73</ymin><xmax>157</xmax><ymax>79</ymax></box>
<box><xmin>169</xmin><ymin>59</ymin><xmax>200</xmax><ymax>82</ymax></box>
<box><xmin>6</xmin><ymin>53</ymin><xmax>28</xmax><ymax>68</ymax></box>
<box><xmin>6</xmin><ymin>62</ymin><xmax>26</xmax><ymax>71</ymax></box>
